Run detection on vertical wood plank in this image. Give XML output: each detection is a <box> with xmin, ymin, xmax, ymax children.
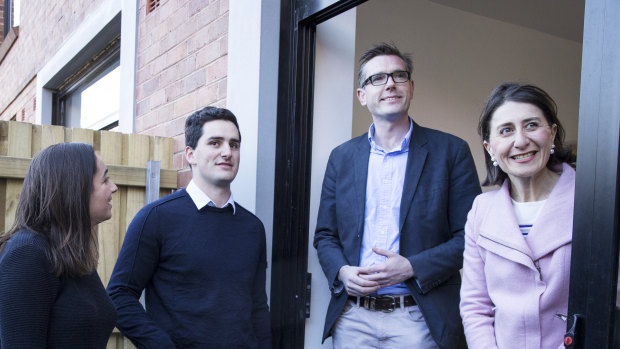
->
<box><xmin>153</xmin><ymin>136</ymin><xmax>174</xmax><ymax>169</ymax></box>
<box><xmin>31</xmin><ymin>125</ymin><xmax>42</xmax><ymax>155</ymax></box>
<box><xmin>0</xmin><ymin>179</ymin><xmax>6</xmax><ymax>234</ymax></box>
<box><xmin>4</xmin><ymin>122</ymin><xmax>31</xmax><ymax>233</ymax></box>
<box><xmin>124</xmin><ymin>133</ymin><xmax>150</xmax><ymax>236</ymax></box>
<box><xmin>0</xmin><ymin>121</ymin><xmax>8</xmax><ymax>156</ymax></box>
<box><xmin>4</xmin><ymin>179</ymin><xmax>22</xmax><ymax>233</ymax></box>
<box><xmin>97</xmin><ymin>131</ymin><xmax>124</xmax><ymax>287</ymax></box>
<box><xmin>40</xmin><ymin>125</ymin><xmax>67</xmax><ymax>149</ymax></box>
<box><xmin>70</xmin><ymin>128</ymin><xmax>95</xmax><ymax>145</ymax></box>
<box><xmin>7</xmin><ymin>121</ymin><xmax>32</xmax><ymax>157</ymax></box>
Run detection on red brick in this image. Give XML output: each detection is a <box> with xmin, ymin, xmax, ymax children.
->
<box><xmin>165</xmin><ymin>81</ymin><xmax>184</xmax><ymax>102</ymax></box>
<box><xmin>206</xmin><ymin>57</ymin><xmax>227</xmax><ymax>82</ymax></box>
<box><xmin>183</xmin><ymin>69</ymin><xmax>206</xmax><ymax>94</ymax></box>
<box><xmin>196</xmin><ymin>84</ymin><xmax>218</xmax><ymax>106</ymax></box>
<box><xmin>189</xmin><ymin>0</ymin><xmax>210</xmax><ymax>17</ymax></box>
<box><xmin>150</xmin><ymin>89</ymin><xmax>167</xmax><ymax>109</ymax></box>
<box><xmin>173</xmin><ymin>93</ymin><xmax>196</xmax><ymax>116</ymax></box>
<box><xmin>174</xmin><ymin>134</ymin><xmax>186</xmax><ymax>152</ymax></box>
<box><xmin>166</xmin><ymin>42</ymin><xmax>188</xmax><ymax>67</ymax></box>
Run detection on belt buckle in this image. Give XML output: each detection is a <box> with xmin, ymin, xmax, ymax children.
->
<box><xmin>367</xmin><ymin>296</ymin><xmax>376</xmax><ymax>311</ymax></box>
<box><xmin>381</xmin><ymin>295</ymin><xmax>397</xmax><ymax>313</ymax></box>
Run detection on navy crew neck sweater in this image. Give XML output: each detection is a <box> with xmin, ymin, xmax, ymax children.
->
<box><xmin>107</xmin><ymin>189</ymin><xmax>271</xmax><ymax>348</ymax></box>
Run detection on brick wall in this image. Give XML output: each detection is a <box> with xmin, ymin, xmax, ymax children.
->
<box><xmin>136</xmin><ymin>0</ymin><xmax>229</xmax><ymax>184</ymax></box>
<box><xmin>0</xmin><ymin>0</ymin><xmax>230</xmax><ymax>183</ymax></box>
<box><xmin>0</xmin><ymin>0</ymin><xmax>100</xmax><ymax>123</ymax></box>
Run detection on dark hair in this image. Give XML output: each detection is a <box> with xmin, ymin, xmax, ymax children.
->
<box><xmin>185</xmin><ymin>106</ymin><xmax>241</xmax><ymax>149</ymax></box>
<box><xmin>478</xmin><ymin>83</ymin><xmax>576</xmax><ymax>186</ymax></box>
<box><xmin>358</xmin><ymin>42</ymin><xmax>413</xmax><ymax>88</ymax></box>
<box><xmin>0</xmin><ymin>143</ymin><xmax>99</xmax><ymax>277</ymax></box>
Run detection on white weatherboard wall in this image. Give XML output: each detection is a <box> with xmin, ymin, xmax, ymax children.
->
<box><xmin>306</xmin><ymin>8</ymin><xmax>357</xmax><ymax>348</ymax></box>
<box><xmin>353</xmin><ymin>0</ymin><xmax>582</xmax><ymax>182</ymax></box>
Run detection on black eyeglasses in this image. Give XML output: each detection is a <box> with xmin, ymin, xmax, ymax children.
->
<box><xmin>362</xmin><ymin>71</ymin><xmax>411</xmax><ymax>87</ymax></box>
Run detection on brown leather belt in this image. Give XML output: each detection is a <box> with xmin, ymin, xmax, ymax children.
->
<box><xmin>349</xmin><ymin>295</ymin><xmax>416</xmax><ymax>312</ymax></box>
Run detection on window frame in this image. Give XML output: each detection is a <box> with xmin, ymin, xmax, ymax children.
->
<box><xmin>51</xmin><ymin>35</ymin><xmax>121</xmax><ymax>130</ymax></box>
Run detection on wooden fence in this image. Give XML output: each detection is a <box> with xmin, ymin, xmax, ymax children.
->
<box><xmin>0</xmin><ymin>121</ymin><xmax>177</xmax><ymax>348</ymax></box>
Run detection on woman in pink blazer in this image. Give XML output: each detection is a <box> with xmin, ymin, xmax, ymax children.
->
<box><xmin>460</xmin><ymin>83</ymin><xmax>576</xmax><ymax>349</ymax></box>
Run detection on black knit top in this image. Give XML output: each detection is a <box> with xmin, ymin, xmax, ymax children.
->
<box><xmin>0</xmin><ymin>230</ymin><xmax>116</xmax><ymax>348</ymax></box>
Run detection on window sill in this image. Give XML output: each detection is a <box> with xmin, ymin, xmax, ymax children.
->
<box><xmin>0</xmin><ymin>26</ymin><xmax>19</xmax><ymax>65</ymax></box>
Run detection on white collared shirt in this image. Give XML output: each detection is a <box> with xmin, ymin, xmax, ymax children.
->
<box><xmin>185</xmin><ymin>180</ymin><xmax>236</xmax><ymax>214</ymax></box>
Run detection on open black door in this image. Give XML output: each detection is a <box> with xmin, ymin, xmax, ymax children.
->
<box><xmin>566</xmin><ymin>0</ymin><xmax>620</xmax><ymax>347</ymax></box>
<box><xmin>270</xmin><ymin>0</ymin><xmax>367</xmax><ymax>347</ymax></box>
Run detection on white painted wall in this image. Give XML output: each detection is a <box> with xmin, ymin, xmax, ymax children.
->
<box><xmin>305</xmin><ymin>10</ymin><xmax>357</xmax><ymax>347</ymax></box>
<box><xmin>228</xmin><ymin>0</ymin><xmax>280</xmax><ymax>302</ymax></box>
<box><xmin>353</xmin><ymin>0</ymin><xmax>582</xmax><ymax>182</ymax></box>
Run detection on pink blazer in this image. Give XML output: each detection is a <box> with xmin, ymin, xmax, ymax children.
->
<box><xmin>460</xmin><ymin>163</ymin><xmax>575</xmax><ymax>349</ymax></box>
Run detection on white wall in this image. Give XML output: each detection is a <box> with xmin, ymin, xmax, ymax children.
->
<box><xmin>228</xmin><ymin>0</ymin><xmax>280</xmax><ymax>301</ymax></box>
<box><xmin>353</xmin><ymin>0</ymin><xmax>582</xmax><ymax>182</ymax></box>
<box><xmin>306</xmin><ymin>9</ymin><xmax>357</xmax><ymax>347</ymax></box>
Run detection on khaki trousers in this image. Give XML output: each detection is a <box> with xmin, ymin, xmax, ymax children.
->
<box><xmin>332</xmin><ymin>299</ymin><xmax>439</xmax><ymax>349</ymax></box>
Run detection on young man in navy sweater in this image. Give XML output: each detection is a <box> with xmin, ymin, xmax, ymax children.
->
<box><xmin>107</xmin><ymin>106</ymin><xmax>272</xmax><ymax>348</ymax></box>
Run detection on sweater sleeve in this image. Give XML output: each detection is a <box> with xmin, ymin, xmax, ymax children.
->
<box><xmin>106</xmin><ymin>206</ymin><xmax>176</xmax><ymax>349</ymax></box>
<box><xmin>252</xmin><ymin>223</ymin><xmax>273</xmax><ymax>349</ymax></box>
<box><xmin>459</xmin><ymin>198</ymin><xmax>499</xmax><ymax>349</ymax></box>
<box><xmin>0</xmin><ymin>242</ymin><xmax>59</xmax><ymax>348</ymax></box>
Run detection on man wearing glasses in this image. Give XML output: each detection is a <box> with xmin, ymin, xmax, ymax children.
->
<box><xmin>314</xmin><ymin>43</ymin><xmax>480</xmax><ymax>348</ymax></box>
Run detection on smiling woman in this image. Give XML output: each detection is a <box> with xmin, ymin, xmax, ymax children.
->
<box><xmin>0</xmin><ymin>142</ymin><xmax>118</xmax><ymax>348</ymax></box>
<box><xmin>460</xmin><ymin>83</ymin><xmax>577</xmax><ymax>349</ymax></box>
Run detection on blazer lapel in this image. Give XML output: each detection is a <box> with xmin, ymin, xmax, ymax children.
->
<box><xmin>400</xmin><ymin>122</ymin><xmax>428</xmax><ymax>231</ymax></box>
<box><xmin>353</xmin><ymin>136</ymin><xmax>370</xmax><ymax>249</ymax></box>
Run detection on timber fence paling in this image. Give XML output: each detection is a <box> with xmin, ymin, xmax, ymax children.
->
<box><xmin>0</xmin><ymin>120</ymin><xmax>176</xmax><ymax>349</ymax></box>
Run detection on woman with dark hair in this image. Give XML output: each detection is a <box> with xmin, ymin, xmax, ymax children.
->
<box><xmin>0</xmin><ymin>142</ymin><xmax>118</xmax><ymax>348</ymax></box>
<box><xmin>460</xmin><ymin>83</ymin><xmax>576</xmax><ymax>349</ymax></box>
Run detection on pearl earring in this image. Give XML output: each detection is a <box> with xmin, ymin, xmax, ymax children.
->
<box><xmin>550</xmin><ymin>144</ymin><xmax>555</xmax><ymax>155</ymax></box>
<box><xmin>491</xmin><ymin>156</ymin><xmax>498</xmax><ymax>167</ymax></box>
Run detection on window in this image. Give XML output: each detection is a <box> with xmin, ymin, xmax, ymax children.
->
<box><xmin>2</xmin><ymin>0</ymin><xmax>18</xmax><ymax>38</ymax></box>
<box><xmin>52</xmin><ymin>34</ymin><xmax>121</xmax><ymax>131</ymax></box>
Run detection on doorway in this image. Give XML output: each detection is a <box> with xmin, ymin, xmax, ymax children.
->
<box><xmin>271</xmin><ymin>0</ymin><xmax>619</xmax><ymax>348</ymax></box>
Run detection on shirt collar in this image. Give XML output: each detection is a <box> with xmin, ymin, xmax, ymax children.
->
<box><xmin>367</xmin><ymin>118</ymin><xmax>413</xmax><ymax>152</ymax></box>
<box><xmin>186</xmin><ymin>180</ymin><xmax>236</xmax><ymax>214</ymax></box>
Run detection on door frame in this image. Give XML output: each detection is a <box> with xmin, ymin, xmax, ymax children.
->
<box><xmin>567</xmin><ymin>0</ymin><xmax>620</xmax><ymax>347</ymax></box>
<box><xmin>270</xmin><ymin>1</ymin><xmax>366</xmax><ymax>347</ymax></box>
<box><xmin>270</xmin><ymin>0</ymin><xmax>620</xmax><ymax>348</ymax></box>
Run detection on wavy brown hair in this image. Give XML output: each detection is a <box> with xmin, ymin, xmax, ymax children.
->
<box><xmin>0</xmin><ymin>143</ymin><xmax>99</xmax><ymax>277</ymax></box>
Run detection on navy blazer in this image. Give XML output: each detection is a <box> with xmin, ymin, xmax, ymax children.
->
<box><xmin>314</xmin><ymin>121</ymin><xmax>481</xmax><ymax>348</ymax></box>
